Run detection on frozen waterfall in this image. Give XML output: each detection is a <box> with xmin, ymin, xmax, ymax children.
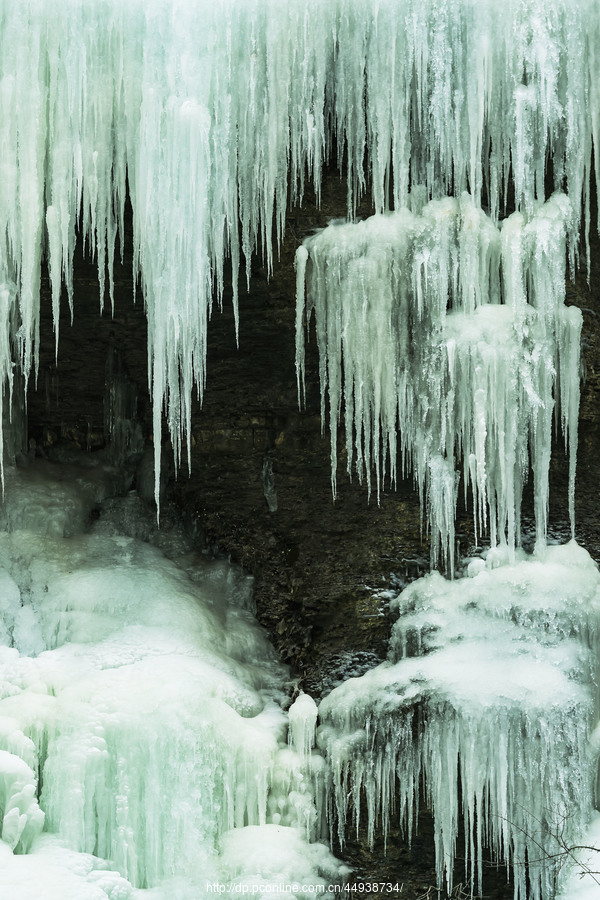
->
<box><xmin>317</xmin><ymin>543</ymin><xmax>600</xmax><ymax>899</ymax></box>
<box><xmin>293</xmin><ymin>146</ymin><xmax>598</xmax><ymax>900</ymax></box>
<box><xmin>0</xmin><ymin>0</ymin><xmax>600</xmax><ymax>506</ymax></box>
<box><xmin>290</xmin><ymin>5</ymin><xmax>599</xmax><ymax>895</ymax></box>
<box><xmin>295</xmin><ymin>192</ymin><xmax>581</xmax><ymax>573</ymax></box>
<box><xmin>2</xmin><ymin>0</ymin><xmax>600</xmax><ymax>898</ymax></box>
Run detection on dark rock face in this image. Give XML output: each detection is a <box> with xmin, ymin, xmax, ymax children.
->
<box><xmin>23</xmin><ymin>172</ymin><xmax>600</xmax><ymax>898</ymax></box>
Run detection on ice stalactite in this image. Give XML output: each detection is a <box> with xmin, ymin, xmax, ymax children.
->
<box><xmin>297</xmin><ymin>186</ymin><xmax>592</xmax><ymax>898</ymax></box>
<box><xmin>288</xmin><ymin>693</ymin><xmax>319</xmax><ymax>765</ymax></box>
<box><xmin>317</xmin><ymin>542</ymin><xmax>600</xmax><ymax>899</ymax></box>
<box><xmin>296</xmin><ymin>193</ymin><xmax>581</xmax><ymax>572</ymax></box>
<box><xmin>0</xmin><ymin>2</ymin><xmax>598</xmax><ymax>895</ymax></box>
<box><xmin>0</xmin><ymin>0</ymin><xmax>598</xmax><ymax>508</ymax></box>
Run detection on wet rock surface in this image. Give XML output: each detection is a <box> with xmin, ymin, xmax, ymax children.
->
<box><xmin>23</xmin><ymin>172</ymin><xmax>600</xmax><ymax>899</ymax></box>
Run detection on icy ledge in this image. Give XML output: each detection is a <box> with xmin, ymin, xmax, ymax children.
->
<box><xmin>316</xmin><ymin>541</ymin><xmax>600</xmax><ymax>900</ymax></box>
<box><xmin>296</xmin><ymin>193</ymin><xmax>581</xmax><ymax>573</ymax></box>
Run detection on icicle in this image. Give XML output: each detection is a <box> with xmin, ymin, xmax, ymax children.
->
<box><xmin>296</xmin><ymin>194</ymin><xmax>580</xmax><ymax>570</ymax></box>
<box><xmin>295</xmin><ymin>245</ymin><xmax>309</xmax><ymax>410</ymax></box>
<box><xmin>319</xmin><ymin>543</ymin><xmax>600</xmax><ymax>898</ymax></box>
<box><xmin>288</xmin><ymin>693</ymin><xmax>318</xmax><ymax>765</ymax></box>
<box><xmin>0</xmin><ymin>0</ymin><xmax>597</xmax><ymax>524</ymax></box>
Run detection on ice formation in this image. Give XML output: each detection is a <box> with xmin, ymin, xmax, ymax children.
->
<box><xmin>0</xmin><ymin>0</ymin><xmax>598</xmax><ymax>507</ymax></box>
<box><xmin>317</xmin><ymin>542</ymin><xmax>600</xmax><ymax>899</ymax></box>
<box><xmin>4</xmin><ymin>458</ymin><xmax>597</xmax><ymax>898</ymax></box>
<box><xmin>2</xmin><ymin>0</ymin><xmax>600</xmax><ymax>896</ymax></box>
<box><xmin>296</xmin><ymin>193</ymin><xmax>581</xmax><ymax>572</ymax></box>
<box><xmin>0</xmin><ymin>459</ymin><xmax>347</xmax><ymax>898</ymax></box>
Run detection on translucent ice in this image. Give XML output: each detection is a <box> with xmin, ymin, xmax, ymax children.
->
<box><xmin>296</xmin><ymin>194</ymin><xmax>580</xmax><ymax>572</ymax></box>
<box><xmin>0</xmin><ymin>0</ymin><xmax>598</xmax><ymax>508</ymax></box>
<box><xmin>0</xmin><ymin>459</ymin><xmax>345</xmax><ymax>897</ymax></box>
<box><xmin>0</xmin><ymin>751</ymin><xmax>44</xmax><ymax>852</ymax></box>
<box><xmin>288</xmin><ymin>693</ymin><xmax>318</xmax><ymax>764</ymax></box>
<box><xmin>317</xmin><ymin>542</ymin><xmax>600</xmax><ymax>899</ymax></box>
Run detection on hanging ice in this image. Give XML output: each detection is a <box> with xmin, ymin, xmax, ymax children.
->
<box><xmin>296</xmin><ymin>190</ymin><xmax>592</xmax><ymax>899</ymax></box>
<box><xmin>1</xmin><ymin>1</ymin><xmax>599</xmax><ymax>891</ymax></box>
<box><xmin>317</xmin><ymin>542</ymin><xmax>600</xmax><ymax>900</ymax></box>
<box><xmin>296</xmin><ymin>193</ymin><xmax>581</xmax><ymax>572</ymax></box>
<box><xmin>0</xmin><ymin>0</ymin><xmax>598</xmax><ymax>506</ymax></box>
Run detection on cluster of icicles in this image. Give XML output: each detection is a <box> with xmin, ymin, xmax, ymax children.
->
<box><xmin>296</xmin><ymin>192</ymin><xmax>581</xmax><ymax>572</ymax></box>
<box><xmin>0</xmin><ymin>0</ymin><xmax>599</xmax><ymax>507</ymax></box>
<box><xmin>1</xmin><ymin>2</ymin><xmax>600</xmax><ymax>898</ymax></box>
<box><xmin>314</xmin><ymin>541</ymin><xmax>600</xmax><ymax>900</ymax></box>
<box><xmin>293</xmin><ymin>187</ymin><xmax>596</xmax><ymax>900</ymax></box>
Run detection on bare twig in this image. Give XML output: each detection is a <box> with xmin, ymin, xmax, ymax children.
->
<box><xmin>492</xmin><ymin>807</ymin><xmax>600</xmax><ymax>888</ymax></box>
